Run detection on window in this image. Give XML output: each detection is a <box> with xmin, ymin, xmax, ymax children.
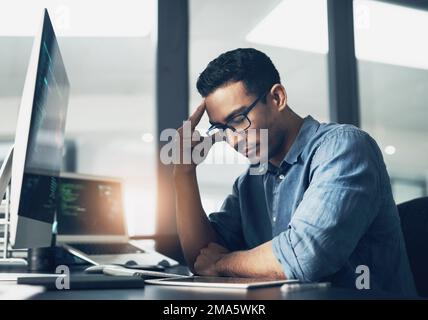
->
<box><xmin>0</xmin><ymin>0</ymin><xmax>157</xmax><ymax>235</ymax></box>
<box><xmin>354</xmin><ymin>0</ymin><xmax>428</xmax><ymax>203</ymax></box>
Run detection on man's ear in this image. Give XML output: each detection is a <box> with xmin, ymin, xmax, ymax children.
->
<box><xmin>270</xmin><ymin>84</ymin><xmax>287</xmax><ymax>112</ymax></box>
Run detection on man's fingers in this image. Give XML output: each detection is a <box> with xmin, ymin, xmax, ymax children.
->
<box><xmin>192</xmin><ymin>130</ymin><xmax>202</xmax><ymax>142</ymax></box>
<box><xmin>188</xmin><ymin>101</ymin><xmax>206</xmax><ymax>130</ymax></box>
<box><xmin>209</xmin><ymin>131</ymin><xmax>227</xmax><ymax>144</ymax></box>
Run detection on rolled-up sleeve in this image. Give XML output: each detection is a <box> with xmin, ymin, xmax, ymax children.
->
<box><xmin>272</xmin><ymin>129</ymin><xmax>382</xmax><ymax>282</ymax></box>
<box><xmin>208</xmin><ymin>178</ymin><xmax>246</xmax><ymax>251</ymax></box>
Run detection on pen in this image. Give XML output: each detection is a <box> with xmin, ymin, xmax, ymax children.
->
<box><xmin>280</xmin><ymin>282</ymin><xmax>331</xmax><ymax>292</ymax></box>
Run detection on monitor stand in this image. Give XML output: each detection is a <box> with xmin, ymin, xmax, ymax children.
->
<box><xmin>0</xmin><ymin>145</ymin><xmax>27</xmax><ymax>266</ymax></box>
<box><xmin>0</xmin><ymin>145</ymin><xmax>13</xmax><ymax>201</ymax></box>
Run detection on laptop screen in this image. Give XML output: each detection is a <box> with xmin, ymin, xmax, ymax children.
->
<box><xmin>57</xmin><ymin>175</ymin><xmax>126</xmax><ymax>236</ymax></box>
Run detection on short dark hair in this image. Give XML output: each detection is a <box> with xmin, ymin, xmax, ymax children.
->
<box><xmin>196</xmin><ymin>48</ymin><xmax>281</xmax><ymax>102</ymax></box>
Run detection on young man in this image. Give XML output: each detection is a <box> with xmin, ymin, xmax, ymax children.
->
<box><xmin>173</xmin><ymin>48</ymin><xmax>415</xmax><ymax>295</ymax></box>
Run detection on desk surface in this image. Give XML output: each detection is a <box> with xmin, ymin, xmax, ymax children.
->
<box><xmin>30</xmin><ymin>283</ymin><xmax>400</xmax><ymax>300</ymax></box>
<box><xmin>0</xmin><ymin>265</ymin><xmax>406</xmax><ymax>300</ymax></box>
<box><xmin>0</xmin><ymin>266</ymin><xmax>414</xmax><ymax>300</ymax></box>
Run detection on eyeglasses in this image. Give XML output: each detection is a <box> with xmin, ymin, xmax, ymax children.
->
<box><xmin>206</xmin><ymin>92</ymin><xmax>267</xmax><ymax>135</ymax></box>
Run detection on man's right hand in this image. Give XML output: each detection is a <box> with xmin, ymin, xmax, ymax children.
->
<box><xmin>173</xmin><ymin>101</ymin><xmax>220</xmax><ymax>175</ymax></box>
<box><xmin>173</xmin><ymin>101</ymin><xmax>224</xmax><ymax>269</ymax></box>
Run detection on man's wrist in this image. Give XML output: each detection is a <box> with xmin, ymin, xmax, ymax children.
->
<box><xmin>215</xmin><ymin>251</ymin><xmax>243</xmax><ymax>277</ymax></box>
<box><xmin>173</xmin><ymin>166</ymin><xmax>196</xmax><ymax>178</ymax></box>
<box><xmin>214</xmin><ymin>254</ymin><xmax>229</xmax><ymax>276</ymax></box>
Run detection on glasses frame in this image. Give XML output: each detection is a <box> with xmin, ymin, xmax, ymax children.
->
<box><xmin>206</xmin><ymin>91</ymin><xmax>268</xmax><ymax>135</ymax></box>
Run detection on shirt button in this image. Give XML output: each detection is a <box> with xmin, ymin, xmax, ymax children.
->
<box><xmin>273</xmin><ymin>216</ymin><xmax>277</xmax><ymax>223</ymax></box>
<box><xmin>278</xmin><ymin>174</ymin><xmax>285</xmax><ymax>180</ymax></box>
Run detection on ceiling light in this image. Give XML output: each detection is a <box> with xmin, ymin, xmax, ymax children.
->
<box><xmin>384</xmin><ymin>145</ymin><xmax>396</xmax><ymax>155</ymax></box>
<box><xmin>141</xmin><ymin>133</ymin><xmax>154</xmax><ymax>143</ymax></box>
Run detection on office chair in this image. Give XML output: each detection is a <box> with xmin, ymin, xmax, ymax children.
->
<box><xmin>397</xmin><ymin>197</ymin><xmax>428</xmax><ymax>297</ymax></box>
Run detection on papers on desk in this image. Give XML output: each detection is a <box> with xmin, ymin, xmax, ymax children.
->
<box><xmin>145</xmin><ymin>276</ymin><xmax>297</xmax><ymax>289</ymax></box>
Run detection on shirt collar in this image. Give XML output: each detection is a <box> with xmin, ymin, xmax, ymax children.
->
<box><xmin>267</xmin><ymin>115</ymin><xmax>320</xmax><ymax>173</ymax></box>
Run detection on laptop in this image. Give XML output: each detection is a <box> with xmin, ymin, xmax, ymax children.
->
<box><xmin>56</xmin><ymin>172</ymin><xmax>178</xmax><ymax>267</ymax></box>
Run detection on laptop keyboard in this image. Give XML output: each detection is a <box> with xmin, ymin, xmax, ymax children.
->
<box><xmin>71</xmin><ymin>243</ymin><xmax>145</xmax><ymax>255</ymax></box>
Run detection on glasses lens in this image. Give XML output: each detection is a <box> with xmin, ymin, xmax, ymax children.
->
<box><xmin>227</xmin><ymin>115</ymin><xmax>250</xmax><ymax>133</ymax></box>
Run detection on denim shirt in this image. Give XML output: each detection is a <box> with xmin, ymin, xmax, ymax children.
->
<box><xmin>209</xmin><ymin>116</ymin><xmax>416</xmax><ymax>296</ymax></box>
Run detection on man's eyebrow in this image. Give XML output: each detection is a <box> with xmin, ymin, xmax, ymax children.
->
<box><xmin>208</xmin><ymin>105</ymin><xmax>247</xmax><ymax>126</ymax></box>
<box><xmin>224</xmin><ymin>106</ymin><xmax>247</xmax><ymax>122</ymax></box>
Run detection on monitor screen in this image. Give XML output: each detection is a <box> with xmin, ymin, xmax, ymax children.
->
<box><xmin>17</xmin><ymin>10</ymin><xmax>69</xmax><ymax>225</ymax></box>
<box><xmin>57</xmin><ymin>176</ymin><xmax>126</xmax><ymax>236</ymax></box>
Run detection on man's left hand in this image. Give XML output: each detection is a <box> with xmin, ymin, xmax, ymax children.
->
<box><xmin>194</xmin><ymin>242</ymin><xmax>229</xmax><ymax>276</ymax></box>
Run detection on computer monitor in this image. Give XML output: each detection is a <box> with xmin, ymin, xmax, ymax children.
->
<box><xmin>8</xmin><ymin>9</ymin><xmax>69</xmax><ymax>248</ymax></box>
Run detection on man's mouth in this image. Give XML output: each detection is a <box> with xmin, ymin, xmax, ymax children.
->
<box><xmin>230</xmin><ymin>139</ymin><xmax>259</xmax><ymax>157</ymax></box>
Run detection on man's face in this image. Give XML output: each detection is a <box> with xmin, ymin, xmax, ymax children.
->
<box><xmin>205</xmin><ymin>81</ymin><xmax>278</xmax><ymax>162</ymax></box>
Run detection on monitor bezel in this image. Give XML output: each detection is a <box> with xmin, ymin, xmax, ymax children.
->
<box><xmin>9</xmin><ymin>9</ymin><xmax>69</xmax><ymax>248</ymax></box>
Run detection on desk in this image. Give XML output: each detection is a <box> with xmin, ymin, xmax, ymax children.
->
<box><xmin>30</xmin><ymin>283</ymin><xmax>402</xmax><ymax>300</ymax></box>
<box><xmin>0</xmin><ymin>265</ymin><xmax>406</xmax><ymax>300</ymax></box>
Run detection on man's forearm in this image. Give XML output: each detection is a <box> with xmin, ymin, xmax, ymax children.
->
<box><xmin>174</xmin><ymin>169</ymin><xmax>219</xmax><ymax>270</ymax></box>
<box><xmin>215</xmin><ymin>241</ymin><xmax>286</xmax><ymax>279</ymax></box>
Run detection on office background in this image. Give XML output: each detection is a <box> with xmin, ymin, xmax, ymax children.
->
<box><xmin>0</xmin><ymin>0</ymin><xmax>427</xmax><ymax>247</ymax></box>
